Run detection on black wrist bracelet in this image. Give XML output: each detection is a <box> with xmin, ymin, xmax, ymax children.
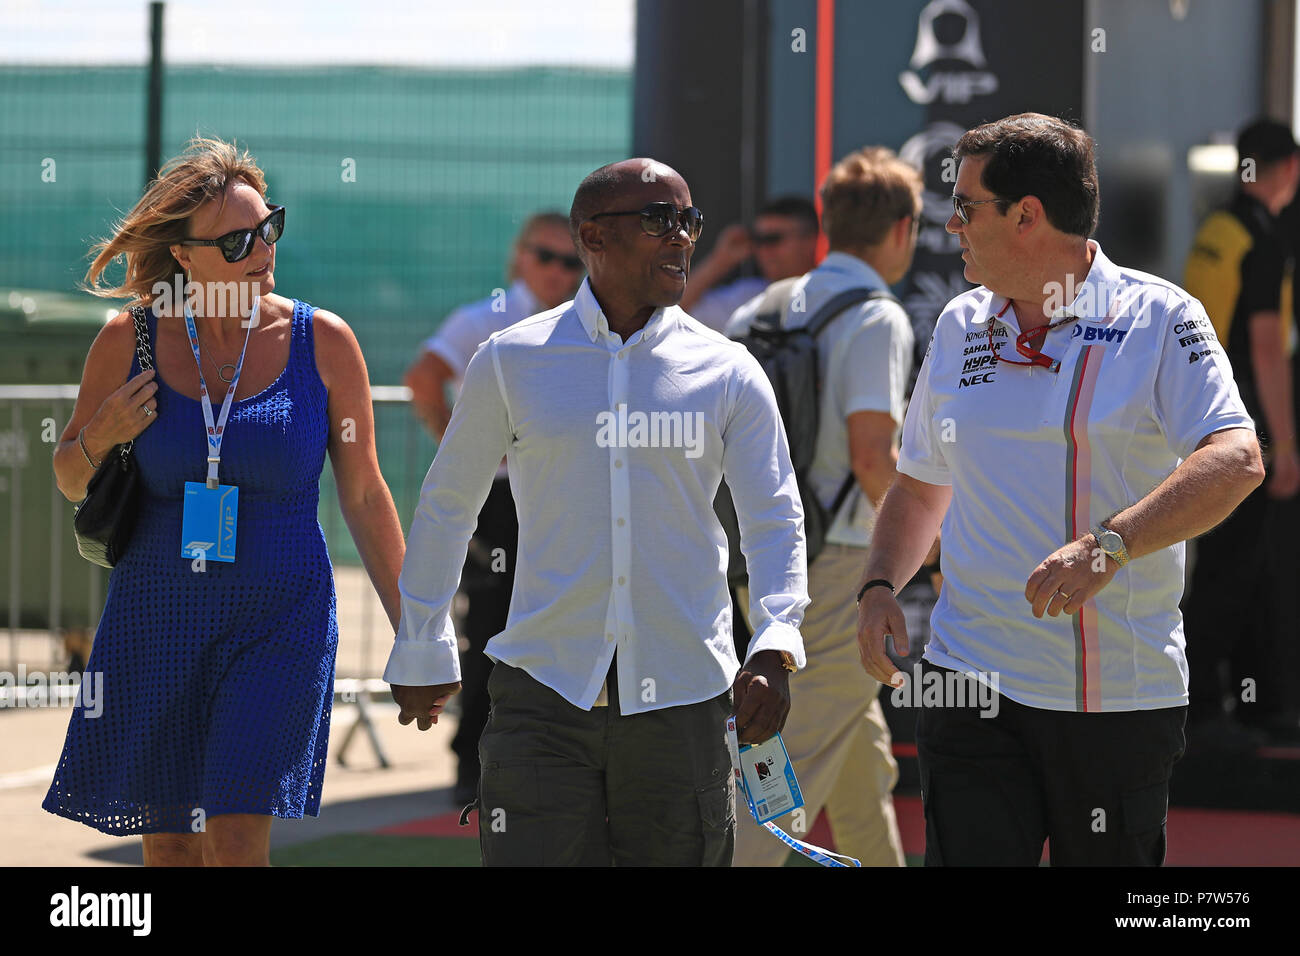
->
<box><xmin>856</xmin><ymin>578</ymin><xmax>895</xmax><ymax>603</ymax></box>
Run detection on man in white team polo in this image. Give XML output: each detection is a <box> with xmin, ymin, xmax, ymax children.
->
<box><xmin>856</xmin><ymin>113</ymin><xmax>1265</xmax><ymax>866</ymax></box>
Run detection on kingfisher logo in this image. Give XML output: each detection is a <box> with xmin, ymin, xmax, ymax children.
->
<box><xmin>1071</xmin><ymin>324</ymin><xmax>1128</xmax><ymax>344</ymax></box>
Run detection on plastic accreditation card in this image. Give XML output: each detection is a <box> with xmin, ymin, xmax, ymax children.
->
<box><xmin>726</xmin><ymin>715</ymin><xmax>861</xmax><ymax>868</ymax></box>
<box><xmin>182</xmin><ymin>481</ymin><xmax>238</xmax><ymax>562</ymax></box>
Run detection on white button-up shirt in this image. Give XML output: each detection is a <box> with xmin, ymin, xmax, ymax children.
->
<box><xmin>384</xmin><ymin>278</ymin><xmax>809</xmax><ymax>714</ymax></box>
<box><xmin>898</xmin><ymin>241</ymin><xmax>1254</xmax><ymax>712</ymax></box>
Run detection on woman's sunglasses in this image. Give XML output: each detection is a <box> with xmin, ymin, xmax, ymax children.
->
<box><xmin>180</xmin><ymin>205</ymin><xmax>286</xmax><ymax>263</ymax></box>
<box><xmin>587</xmin><ymin>202</ymin><xmax>705</xmax><ymax>242</ymax></box>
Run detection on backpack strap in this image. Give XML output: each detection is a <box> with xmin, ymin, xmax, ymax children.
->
<box><xmin>804</xmin><ymin>287</ymin><xmax>898</xmax><ymax>339</ymax></box>
<box><xmin>746</xmin><ymin>276</ymin><xmax>803</xmax><ymax>332</ymax></box>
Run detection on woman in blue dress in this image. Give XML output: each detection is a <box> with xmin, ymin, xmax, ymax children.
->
<box><xmin>45</xmin><ymin>137</ymin><xmax>461</xmax><ymax>865</ymax></box>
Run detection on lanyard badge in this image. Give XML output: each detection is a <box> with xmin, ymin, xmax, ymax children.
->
<box><xmin>725</xmin><ymin>715</ymin><xmax>861</xmax><ymax>868</ymax></box>
<box><xmin>179</xmin><ymin>297</ymin><xmax>258</xmax><ymax>563</ymax></box>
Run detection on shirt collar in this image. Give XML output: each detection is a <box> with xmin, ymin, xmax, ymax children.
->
<box><xmin>972</xmin><ymin>239</ymin><xmax>1121</xmax><ymax>332</ymax></box>
<box><xmin>572</xmin><ymin>277</ymin><xmax>677</xmax><ymax>345</ymax></box>
<box><xmin>816</xmin><ymin>251</ymin><xmax>890</xmax><ymax>290</ymax></box>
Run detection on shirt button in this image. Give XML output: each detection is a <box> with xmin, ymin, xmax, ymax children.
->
<box><xmin>606</xmin><ymin>632</ymin><xmax>615</xmax><ymax>642</ymax></box>
<box><xmin>618</xmin><ymin>576</ymin><xmax>626</xmax><ymax>585</ymax></box>
<box><xmin>614</xmin><ymin>459</ymin><xmax>623</xmax><ymax>468</ymax></box>
<box><xmin>617</xmin><ymin>353</ymin><xmax>625</xmax><ymax>360</ymax></box>
<box><xmin>617</xmin><ymin>517</ymin><xmax>625</xmax><ymax>527</ymax></box>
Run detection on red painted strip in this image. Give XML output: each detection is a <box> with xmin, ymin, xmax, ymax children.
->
<box><xmin>893</xmin><ymin>741</ymin><xmax>918</xmax><ymax>759</ymax></box>
<box><xmin>813</xmin><ymin>0</ymin><xmax>835</xmax><ymax>262</ymax></box>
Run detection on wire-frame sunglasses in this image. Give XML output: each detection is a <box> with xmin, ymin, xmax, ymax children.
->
<box><xmin>180</xmin><ymin>205</ymin><xmax>286</xmax><ymax>263</ymax></box>
<box><xmin>952</xmin><ymin>194</ymin><xmax>1006</xmax><ymax>225</ymax></box>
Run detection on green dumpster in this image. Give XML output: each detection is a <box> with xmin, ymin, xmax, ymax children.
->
<box><xmin>0</xmin><ymin>288</ymin><xmax>114</xmax><ymax>633</ymax></box>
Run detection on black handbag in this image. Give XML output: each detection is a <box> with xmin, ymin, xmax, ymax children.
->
<box><xmin>73</xmin><ymin>305</ymin><xmax>154</xmax><ymax>568</ymax></box>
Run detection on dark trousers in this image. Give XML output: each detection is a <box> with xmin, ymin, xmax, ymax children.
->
<box><xmin>477</xmin><ymin>660</ymin><xmax>736</xmax><ymax>866</ymax></box>
<box><xmin>1183</xmin><ymin>481</ymin><xmax>1295</xmax><ymax>723</ymax></box>
<box><xmin>916</xmin><ymin>662</ymin><xmax>1186</xmax><ymax>866</ymax></box>
<box><xmin>452</xmin><ymin>477</ymin><xmax>518</xmax><ymax>780</ymax></box>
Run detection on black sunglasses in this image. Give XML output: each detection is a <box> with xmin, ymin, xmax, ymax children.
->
<box><xmin>527</xmin><ymin>244</ymin><xmax>584</xmax><ymax>272</ymax></box>
<box><xmin>180</xmin><ymin>205</ymin><xmax>286</xmax><ymax>263</ymax></box>
<box><xmin>588</xmin><ymin>202</ymin><xmax>704</xmax><ymax>242</ymax></box>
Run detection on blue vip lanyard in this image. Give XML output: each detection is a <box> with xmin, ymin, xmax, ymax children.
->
<box><xmin>183</xmin><ymin>297</ymin><xmax>258</xmax><ymax>488</ymax></box>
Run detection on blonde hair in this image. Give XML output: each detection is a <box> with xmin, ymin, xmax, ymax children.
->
<box><xmin>820</xmin><ymin>146</ymin><xmax>923</xmax><ymax>250</ymax></box>
<box><xmin>82</xmin><ymin>137</ymin><xmax>269</xmax><ymax>304</ymax></box>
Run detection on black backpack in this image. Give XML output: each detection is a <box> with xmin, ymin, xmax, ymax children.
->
<box><xmin>715</xmin><ymin>280</ymin><xmax>898</xmax><ymax>586</ymax></box>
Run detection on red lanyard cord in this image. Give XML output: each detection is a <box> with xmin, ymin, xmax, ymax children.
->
<box><xmin>986</xmin><ymin>299</ymin><xmax>1080</xmax><ymax>373</ymax></box>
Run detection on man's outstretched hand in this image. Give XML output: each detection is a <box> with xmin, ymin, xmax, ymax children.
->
<box><xmin>391</xmin><ymin>682</ymin><xmax>462</xmax><ymax>731</ymax></box>
<box><xmin>732</xmin><ymin>650</ymin><xmax>791</xmax><ymax>744</ymax></box>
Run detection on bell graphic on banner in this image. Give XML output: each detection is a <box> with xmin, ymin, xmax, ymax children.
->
<box><xmin>899</xmin><ymin>0</ymin><xmax>999</xmax><ymax>105</ymax></box>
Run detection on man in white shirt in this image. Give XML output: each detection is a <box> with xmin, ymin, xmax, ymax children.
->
<box><xmin>401</xmin><ymin>212</ymin><xmax>583</xmax><ymax>804</ymax></box>
<box><xmin>856</xmin><ymin>114</ymin><xmax>1265</xmax><ymax>866</ymax></box>
<box><xmin>728</xmin><ymin>148</ymin><xmax>921</xmax><ymax>867</ymax></box>
<box><xmin>386</xmin><ymin>159</ymin><xmax>809</xmax><ymax>865</ymax></box>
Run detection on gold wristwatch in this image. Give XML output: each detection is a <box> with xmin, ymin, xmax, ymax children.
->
<box><xmin>1092</xmin><ymin>524</ymin><xmax>1130</xmax><ymax>568</ymax></box>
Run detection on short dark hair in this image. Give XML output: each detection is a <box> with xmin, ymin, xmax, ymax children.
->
<box><xmin>1237</xmin><ymin>117</ymin><xmax>1299</xmax><ymax>168</ymax></box>
<box><xmin>755</xmin><ymin>196</ymin><xmax>819</xmax><ymax>234</ymax></box>
<box><xmin>953</xmin><ymin>113</ymin><xmax>1099</xmax><ymax>238</ymax></box>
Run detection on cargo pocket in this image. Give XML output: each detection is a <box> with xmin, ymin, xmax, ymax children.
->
<box><xmin>696</xmin><ymin>774</ymin><xmax>735</xmax><ymax>867</ymax></box>
<box><xmin>1121</xmin><ymin>780</ymin><xmax>1170</xmax><ymax>866</ymax></box>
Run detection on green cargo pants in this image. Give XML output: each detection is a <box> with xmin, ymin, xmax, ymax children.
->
<box><xmin>478</xmin><ymin>659</ymin><xmax>736</xmax><ymax>866</ymax></box>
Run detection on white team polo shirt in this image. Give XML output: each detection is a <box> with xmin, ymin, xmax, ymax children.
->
<box><xmin>898</xmin><ymin>241</ymin><xmax>1254</xmax><ymax>712</ymax></box>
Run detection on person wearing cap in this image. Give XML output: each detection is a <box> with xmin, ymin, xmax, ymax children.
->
<box><xmin>1183</xmin><ymin>118</ymin><xmax>1300</xmax><ymax>747</ymax></box>
<box><xmin>856</xmin><ymin>114</ymin><xmax>1264</xmax><ymax>866</ymax></box>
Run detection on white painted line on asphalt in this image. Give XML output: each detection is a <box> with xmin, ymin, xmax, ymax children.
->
<box><xmin>0</xmin><ymin>764</ymin><xmax>56</xmax><ymax>791</ymax></box>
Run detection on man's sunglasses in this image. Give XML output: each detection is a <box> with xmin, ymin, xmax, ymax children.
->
<box><xmin>751</xmin><ymin>228</ymin><xmax>811</xmax><ymax>247</ymax></box>
<box><xmin>587</xmin><ymin>202</ymin><xmax>705</xmax><ymax>242</ymax></box>
<box><xmin>180</xmin><ymin>205</ymin><xmax>286</xmax><ymax>263</ymax></box>
<box><xmin>952</xmin><ymin>194</ymin><xmax>1007</xmax><ymax>225</ymax></box>
<box><xmin>527</xmin><ymin>244</ymin><xmax>584</xmax><ymax>272</ymax></box>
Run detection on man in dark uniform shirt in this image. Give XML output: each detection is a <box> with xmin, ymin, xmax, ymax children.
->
<box><xmin>1183</xmin><ymin>118</ymin><xmax>1300</xmax><ymax>746</ymax></box>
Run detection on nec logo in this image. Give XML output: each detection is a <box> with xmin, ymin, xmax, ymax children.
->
<box><xmin>1070</xmin><ymin>324</ymin><xmax>1128</xmax><ymax>344</ymax></box>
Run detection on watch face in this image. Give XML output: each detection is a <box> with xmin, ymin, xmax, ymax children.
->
<box><xmin>1099</xmin><ymin>530</ymin><xmax>1123</xmax><ymax>553</ymax></box>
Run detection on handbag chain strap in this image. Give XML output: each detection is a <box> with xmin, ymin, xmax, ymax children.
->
<box><xmin>119</xmin><ymin>305</ymin><xmax>156</xmax><ymax>459</ymax></box>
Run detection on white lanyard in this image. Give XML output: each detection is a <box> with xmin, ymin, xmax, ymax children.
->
<box><xmin>183</xmin><ymin>297</ymin><xmax>258</xmax><ymax>488</ymax></box>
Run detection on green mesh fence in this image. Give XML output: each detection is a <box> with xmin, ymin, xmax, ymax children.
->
<box><xmin>0</xmin><ymin>63</ymin><xmax>631</xmax><ymax>567</ymax></box>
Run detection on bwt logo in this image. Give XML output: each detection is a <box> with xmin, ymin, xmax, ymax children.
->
<box><xmin>595</xmin><ymin>407</ymin><xmax>706</xmax><ymax>459</ymax></box>
<box><xmin>1071</xmin><ymin>324</ymin><xmax>1128</xmax><ymax>344</ymax></box>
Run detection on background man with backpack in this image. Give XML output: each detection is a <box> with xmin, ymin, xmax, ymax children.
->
<box><xmin>727</xmin><ymin>146</ymin><xmax>923</xmax><ymax>867</ymax></box>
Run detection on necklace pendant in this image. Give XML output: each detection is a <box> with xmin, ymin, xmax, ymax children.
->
<box><xmin>218</xmin><ymin>364</ymin><xmax>236</xmax><ymax>384</ymax></box>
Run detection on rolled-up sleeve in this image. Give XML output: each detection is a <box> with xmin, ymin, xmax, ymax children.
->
<box><xmin>383</xmin><ymin>339</ymin><xmax>513</xmax><ymax>686</ymax></box>
<box><xmin>721</xmin><ymin>356</ymin><xmax>810</xmax><ymax>668</ymax></box>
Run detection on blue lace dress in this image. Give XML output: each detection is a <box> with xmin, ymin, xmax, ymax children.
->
<box><xmin>43</xmin><ymin>299</ymin><xmax>339</xmax><ymax>835</ymax></box>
